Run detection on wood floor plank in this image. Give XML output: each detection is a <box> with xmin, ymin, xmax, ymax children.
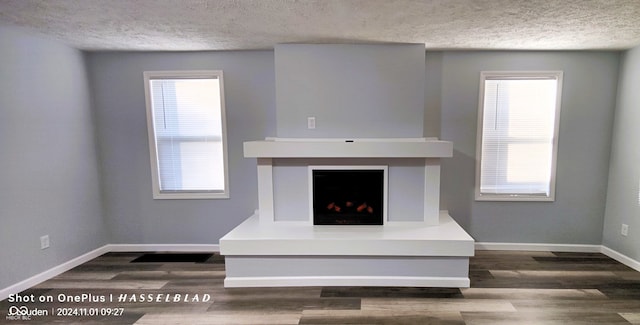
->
<box><xmin>511</xmin><ymin>298</ymin><xmax>640</xmax><ymax>313</ymax></box>
<box><xmin>134</xmin><ymin>312</ymin><xmax>301</xmax><ymax>324</ymax></box>
<box><xmin>489</xmin><ymin>270</ymin><xmax>619</xmax><ymax>278</ymax></box>
<box><xmin>300</xmin><ymin>310</ymin><xmax>465</xmax><ymax>324</ymax></box>
<box><xmin>321</xmin><ymin>286</ymin><xmax>463</xmax><ymax>298</ymax></box>
<box><xmin>472</xmin><ymin>270</ymin><xmax>638</xmax><ymax>289</ymax></box>
<box><xmin>461</xmin><ymin>288</ymin><xmax>606</xmax><ymax>300</ymax></box>
<box><xmin>70</xmin><ymin>264</ymin><xmax>164</xmax><ymax>273</ymax></box>
<box><xmin>82</xmin><ymin>253</ymin><xmax>141</xmax><ymax>264</ymax></box>
<box><xmin>600</xmin><ymin>288</ymin><xmax>640</xmax><ymax>299</ymax></box>
<box><xmin>157</xmin><ymin>263</ymin><xmax>226</xmax><ymax>271</ymax></box>
<box><xmin>54</xmin><ymin>271</ymin><xmax>120</xmax><ymax>280</ymax></box>
<box><xmin>551</xmin><ymin>252</ymin><xmax>609</xmax><ymax>257</ymax></box>
<box><xmin>205</xmin><ymin>287</ymin><xmax>324</xmax><ymax>300</ymax></box>
<box><xmin>361</xmin><ymin>298</ymin><xmax>517</xmax><ymax>312</ymax></box>
<box><xmin>461</xmin><ymin>311</ymin><xmax>630</xmax><ymax>325</ymax></box>
<box><xmin>615</xmin><ymin>271</ymin><xmax>640</xmax><ymax>280</ymax></box>
<box><xmin>208</xmin><ymin>297</ymin><xmax>360</xmax><ymax>312</ymax></box>
<box><xmin>34</xmin><ymin>280</ymin><xmax>169</xmax><ymax>290</ymax></box>
<box><xmin>113</xmin><ymin>270</ymin><xmax>226</xmax><ymax>280</ymax></box>
<box><xmin>159</xmin><ymin>279</ymin><xmax>225</xmax><ymax>290</ymax></box>
<box><xmin>533</xmin><ymin>256</ymin><xmax>624</xmax><ymax>264</ymax></box>
<box><xmin>473</xmin><ymin>250</ymin><xmax>556</xmax><ymax>257</ymax></box>
<box><xmin>472</xmin><ymin>260</ymin><xmax>632</xmax><ymax>272</ymax></box>
<box><xmin>620</xmin><ymin>312</ymin><xmax>640</xmax><ymax>324</ymax></box>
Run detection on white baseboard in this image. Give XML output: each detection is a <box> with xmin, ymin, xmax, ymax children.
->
<box><xmin>224</xmin><ymin>276</ymin><xmax>470</xmax><ymax>288</ymax></box>
<box><xmin>601</xmin><ymin>246</ymin><xmax>640</xmax><ymax>272</ymax></box>
<box><xmin>0</xmin><ymin>244</ymin><xmax>220</xmax><ymax>301</ymax></box>
<box><xmin>475</xmin><ymin>242</ymin><xmax>602</xmax><ymax>252</ymax></box>
<box><xmin>0</xmin><ymin>245</ymin><xmax>110</xmax><ymax>301</ymax></box>
<box><xmin>476</xmin><ymin>242</ymin><xmax>640</xmax><ymax>273</ymax></box>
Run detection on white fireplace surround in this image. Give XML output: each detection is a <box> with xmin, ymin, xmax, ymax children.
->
<box><xmin>245</xmin><ymin>137</ymin><xmax>452</xmax><ymax>226</ymax></box>
<box><xmin>220</xmin><ymin>137</ymin><xmax>474</xmax><ymax>288</ymax></box>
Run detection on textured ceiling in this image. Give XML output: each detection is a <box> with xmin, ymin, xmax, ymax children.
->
<box><xmin>1</xmin><ymin>0</ymin><xmax>640</xmax><ymax>51</ymax></box>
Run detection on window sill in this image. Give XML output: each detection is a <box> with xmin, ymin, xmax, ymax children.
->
<box><xmin>153</xmin><ymin>192</ymin><xmax>229</xmax><ymax>200</ymax></box>
<box><xmin>475</xmin><ymin>194</ymin><xmax>554</xmax><ymax>202</ymax></box>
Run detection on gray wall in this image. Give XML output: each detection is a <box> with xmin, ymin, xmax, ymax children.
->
<box><xmin>0</xmin><ymin>28</ymin><xmax>107</xmax><ymax>289</ymax></box>
<box><xmin>436</xmin><ymin>51</ymin><xmax>619</xmax><ymax>244</ymax></box>
<box><xmin>87</xmin><ymin>49</ymin><xmax>621</xmax><ymax>246</ymax></box>
<box><xmin>275</xmin><ymin>44</ymin><xmax>425</xmax><ymax>138</ymax></box>
<box><xmin>603</xmin><ymin>45</ymin><xmax>640</xmax><ymax>259</ymax></box>
<box><xmin>424</xmin><ymin>52</ymin><xmax>443</xmax><ymax>138</ymax></box>
<box><xmin>87</xmin><ymin>51</ymin><xmax>276</xmax><ymax>244</ymax></box>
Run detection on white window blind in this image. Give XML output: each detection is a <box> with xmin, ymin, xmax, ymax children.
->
<box><xmin>476</xmin><ymin>71</ymin><xmax>563</xmax><ymax>201</ymax></box>
<box><xmin>144</xmin><ymin>71</ymin><xmax>229</xmax><ymax>199</ymax></box>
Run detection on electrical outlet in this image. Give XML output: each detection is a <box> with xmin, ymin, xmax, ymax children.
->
<box><xmin>307</xmin><ymin>117</ymin><xmax>316</xmax><ymax>129</ymax></box>
<box><xmin>621</xmin><ymin>224</ymin><xmax>629</xmax><ymax>237</ymax></box>
<box><xmin>40</xmin><ymin>235</ymin><xmax>50</xmax><ymax>249</ymax></box>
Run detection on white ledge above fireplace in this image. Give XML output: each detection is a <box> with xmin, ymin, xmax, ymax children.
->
<box><xmin>244</xmin><ymin>137</ymin><xmax>453</xmax><ymax>158</ymax></box>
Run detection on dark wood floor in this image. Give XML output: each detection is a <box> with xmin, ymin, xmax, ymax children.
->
<box><xmin>2</xmin><ymin>250</ymin><xmax>640</xmax><ymax>324</ymax></box>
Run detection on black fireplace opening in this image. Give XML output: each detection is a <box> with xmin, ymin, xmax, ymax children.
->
<box><xmin>312</xmin><ymin>169</ymin><xmax>384</xmax><ymax>225</ymax></box>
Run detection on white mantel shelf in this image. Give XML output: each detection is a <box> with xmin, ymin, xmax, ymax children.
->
<box><xmin>244</xmin><ymin>138</ymin><xmax>453</xmax><ymax>158</ymax></box>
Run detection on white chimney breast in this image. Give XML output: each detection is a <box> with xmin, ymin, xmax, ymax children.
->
<box><xmin>275</xmin><ymin>43</ymin><xmax>426</xmax><ymax>138</ymax></box>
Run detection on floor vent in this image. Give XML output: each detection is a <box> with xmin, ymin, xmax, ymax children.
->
<box><xmin>131</xmin><ymin>253</ymin><xmax>213</xmax><ymax>263</ymax></box>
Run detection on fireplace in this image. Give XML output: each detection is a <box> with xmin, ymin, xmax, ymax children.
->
<box><xmin>221</xmin><ymin>138</ymin><xmax>475</xmax><ymax>288</ymax></box>
<box><xmin>311</xmin><ymin>167</ymin><xmax>386</xmax><ymax>225</ymax></box>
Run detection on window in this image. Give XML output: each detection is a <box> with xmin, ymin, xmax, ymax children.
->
<box><xmin>475</xmin><ymin>71</ymin><xmax>563</xmax><ymax>201</ymax></box>
<box><xmin>144</xmin><ymin>70</ymin><xmax>229</xmax><ymax>199</ymax></box>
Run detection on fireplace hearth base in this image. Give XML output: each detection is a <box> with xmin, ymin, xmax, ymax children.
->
<box><xmin>220</xmin><ymin>211</ymin><xmax>474</xmax><ymax>288</ymax></box>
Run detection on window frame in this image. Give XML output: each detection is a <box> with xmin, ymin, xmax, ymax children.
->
<box><xmin>143</xmin><ymin>70</ymin><xmax>230</xmax><ymax>200</ymax></box>
<box><xmin>475</xmin><ymin>71</ymin><xmax>563</xmax><ymax>202</ymax></box>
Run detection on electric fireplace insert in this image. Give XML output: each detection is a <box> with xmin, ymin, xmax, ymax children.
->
<box><xmin>312</xmin><ymin>169</ymin><xmax>385</xmax><ymax>225</ymax></box>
